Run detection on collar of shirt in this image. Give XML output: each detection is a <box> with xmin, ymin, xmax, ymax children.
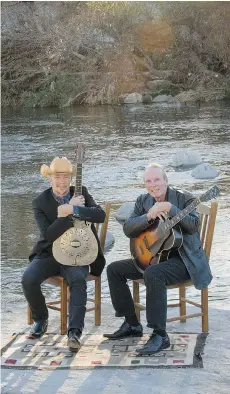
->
<box><xmin>52</xmin><ymin>191</ymin><xmax>70</xmax><ymax>205</ymax></box>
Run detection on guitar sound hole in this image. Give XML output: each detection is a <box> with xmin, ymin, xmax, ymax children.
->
<box><xmin>70</xmin><ymin>240</ymin><xmax>81</xmax><ymax>248</ymax></box>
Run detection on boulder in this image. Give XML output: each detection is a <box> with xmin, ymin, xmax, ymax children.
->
<box><xmin>147</xmin><ymin>80</ymin><xmax>172</xmax><ymax>91</ymax></box>
<box><xmin>172</xmin><ymin>150</ymin><xmax>202</xmax><ymax>168</ymax></box>
<box><xmin>104</xmin><ymin>231</ymin><xmax>115</xmax><ymax>251</ymax></box>
<box><xmin>150</xmin><ymin>70</ymin><xmax>174</xmax><ymax>80</ymax></box>
<box><xmin>174</xmin><ymin>90</ymin><xmax>201</xmax><ymax>103</ymax></box>
<box><xmin>152</xmin><ymin>94</ymin><xmax>175</xmax><ymax>103</ymax></box>
<box><xmin>120</xmin><ymin>93</ymin><xmax>142</xmax><ymax>104</ymax></box>
<box><xmin>174</xmin><ymin>88</ymin><xmax>227</xmax><ymax>103</ymax></box>
<box><xmin>115</xmin><ymin>202</ymin><xmax>135</xmax><ymax>224</ymax></box>
<box><xmin>191</xmin><ymin>163</ymin><xmax>219</xmax><ymax>179</ymax></box>
<box><xmin>142</xmin><ymin>93</ymin><xmax>152</xmax><ymax>103</ymax></box>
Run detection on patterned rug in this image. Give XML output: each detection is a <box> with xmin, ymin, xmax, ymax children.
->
<box><xmin>1</xmin><ymin>332</ymin><xmax>207</xmax><ymax>370</ymax></box>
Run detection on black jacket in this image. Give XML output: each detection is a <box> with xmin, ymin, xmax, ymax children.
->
<box><xmin>123</xmin><ymin>186</ymin><xmax>212</xmax><ymax>290</ymax></box>
<box><xmin>29</xmin><ymin>186</ymin><xmax>106</xmax><ymax>276</ymax></box>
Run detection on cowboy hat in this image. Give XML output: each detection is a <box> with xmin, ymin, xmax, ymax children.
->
<box><xmin>40</xmin><ymin>157</ymin><xmax>74</xmax><ymax>177</ymax></box>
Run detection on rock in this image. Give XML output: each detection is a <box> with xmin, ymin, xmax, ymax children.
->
<box><xmin>172</xmin><ymin>150</ymin><xmax>202</xmax><ymax>168</ymax></box>
<box><xmin>120</xmin><ymin>93</ymin><xmax>142</xmax><ymax>104</ymax></box>
<box><xmin>196</xmin><ymin>88</ymin><xmax>227</xmax><ymax>102</ymax></box>
<box><xmin>152</xmin><ymin>94</ymin><xmax>175</xmax><ymax>103</ymax></box>
<box><xmin>191</xmin><ymin>163</ymin><xmax>219</xmax><ymax>179</ymax></box>
<box><xmin>142</xmin><ymin>93</ymin><xmax>152</xmax><ymax>103</ymax></box>
<box><xmin>115</xmin><ymin>202</ymin><xmax>135</xmax><ymax>224</ymax></box>
<box><xmin>98</xmin><ymin>230</ymin><xmax>115</xmax><ymax>252</ymax></box>
<box><xmin>174</xmin><ymin>90</ymin><xmax>201</xmax><ymax>103</ymax></box>
<box><xmin>146</xmin><ymin>80</ymin><xmax>172</xmax><ymax>91</ymax></box>
<box><xmin>50</xmin><ymin>81</ymin><xmax>55</xmax><ymax>91</ymax></box>
<box><xmin>150</xmin><ymin>70</ymin><xmax>174</xmax><ymax>80</ymax></box>
<box><xmin>104</xmin><ymin>231</ymin><xmax>115</xmax><ymax>251</ymax></box>
<box><xmin>174</xmin><ymin>87</ymin><xmax>228</xmax><ymax>104</ymax></box>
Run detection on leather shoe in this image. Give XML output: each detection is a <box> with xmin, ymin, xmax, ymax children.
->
<box><xmin>28</xmin><ymin>320</ymin><xmax>48</xmax><ymax>339</ymax></box>
<box><xmin>103</xmin><ymin>321</ymin><xmax>143</xmax><ymax>339</ymax></box>
<box><xmin>136</xmin><ymin>333</ymin><xmax>170</xmax><ymax>354</ymax></box>
<box><xmin>68</xmin><ymin>329</ymin><xmax>81</xmax><ymax>352</ymax></box>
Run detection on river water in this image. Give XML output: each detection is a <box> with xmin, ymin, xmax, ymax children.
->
<box><xmin>1</xmin><ymin>102</ymin><xmax>230</xmax><ymax>345</ymax></box>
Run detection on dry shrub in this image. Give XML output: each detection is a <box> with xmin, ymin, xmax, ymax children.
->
<box><xmin>155</xmin><ymin>1</ymin><xmax>230</xmax><ymax>86</ymax></box>
<box><xmin>1</xmin><ymin>1</ymin><xmax>230</xmax><ymax>106</ymax></box>
<box><xmin>137</xmin><ymin>21</ymin><xmax>174</xmax><ymax>53</ymax></box>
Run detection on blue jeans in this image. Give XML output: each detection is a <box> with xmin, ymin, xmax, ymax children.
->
<box><xmin>22</xmin><ymin>256</ymin><xmax>89</xmax><ymax>332</ymax></box>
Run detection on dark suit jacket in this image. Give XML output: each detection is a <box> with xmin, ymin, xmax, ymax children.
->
<box><xmin>29</xmin><ymin>186</ymin><xmax>106</xmax><ymax>276</ymax></box>
<box><xmin>123</xmin><ymin>186</ymin><xmax>213</xmax><ymax>290</ymax></box>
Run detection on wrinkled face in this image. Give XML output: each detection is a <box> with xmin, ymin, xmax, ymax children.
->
<box><xmin>49</xmin><ymin>173</ymin><xmax>72</xmax><ymax>197</ymax></box>
<box><xmin>144</xmin><ymin>167</ymin><xmax>168</xmax><ymax>202</ymax></box>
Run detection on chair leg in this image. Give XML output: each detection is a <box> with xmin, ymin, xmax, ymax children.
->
<box><xmin>28</xmin><ymin>306</ymin><xmax>33</xmax><ymax>325</ymax></box>
<box><xmin>201</xmin><ymin>287</ymin><xmax>209</xmax><ymax>332</ymax></box>
<box><xmin>133</xmin><ymin>281</ymin><xmax>141</xmax><ymax>322</ymax></box>
<box><xmin>179</xmin><ymin>286</ymin><xmax>186</xmax><ymax>322</ymax></box>
<box><xmin>95</xmin><ymin>277</ymin><xmax>101</xmax><ymax>326</ymax></box>
<box><xmin>60</xmin><ymin>280</ymin><xmax>68</xmax><ymax>335</ymax></box>
<box><xmin>67</xmin><ymin>287</ymin><xmax>70</xmax><ymax>313</ymax></box>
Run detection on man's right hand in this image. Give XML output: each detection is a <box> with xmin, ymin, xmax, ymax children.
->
<box><xmin>58</xmin><ymin>204</ymin><xmax>73</xmax><ymax>218</ymax></box>
<box><xmin>147</xmin><ymin>202</ymin><xmax>171</xmax><ymax>221</ymax></box>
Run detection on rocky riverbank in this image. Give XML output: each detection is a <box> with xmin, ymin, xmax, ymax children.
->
<box><xmin>2</xmin><ymin>2</ymin><xmax>230</xmax><ymax>108</ymax></box>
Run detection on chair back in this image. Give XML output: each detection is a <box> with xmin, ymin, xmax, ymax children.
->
<box><xmin>95</xmin><ymin>202</ymin><xmax>111</xmax><ymax>251</ymax></box>
<box><xmin>196</xmin><ymin>201</ymin><xmax>218</xmax><ymax>261</ymax></box>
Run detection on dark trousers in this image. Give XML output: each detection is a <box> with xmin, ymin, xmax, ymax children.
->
<box><xmin>21</xmin><ymin>256</ymin><xmax>89</xmax><ymax>332</ymax></box>
<box><xmin>107</xmin><ymin>256</ymin><xmax>190</xmax><ymax>331</ymax></box>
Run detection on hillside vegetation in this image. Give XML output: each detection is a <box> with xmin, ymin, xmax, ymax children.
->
<box><xmin>2</xmin><ymin>1</ymin><xmax>230</xmax><ymax>107</ymax></box>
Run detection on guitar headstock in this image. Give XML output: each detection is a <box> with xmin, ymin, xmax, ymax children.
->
<box><xmin>76</xmin><ymin>143</ymin><xmax>85</xmax><ymax>164</ymax></box>
<box><xmin>200</xmin><ymin>185</ymin><xmax>220</xmax><ymax>203</ymax></box>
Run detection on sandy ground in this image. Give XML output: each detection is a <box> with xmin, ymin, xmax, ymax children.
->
<box><xmin>1</xmin><ymin>300</ymin><xmax>230</xmax><ymax>394</ymax></box>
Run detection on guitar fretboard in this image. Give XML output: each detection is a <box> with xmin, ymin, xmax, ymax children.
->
<box><xmin>75</xmin><ymin>164</ymin><xmax>82</xmax><ymax>196</ymax></box>
<box><xmin>160</xmin><ymin>197</ymin><xmax>200</xmax><ymax>233</ymax></box>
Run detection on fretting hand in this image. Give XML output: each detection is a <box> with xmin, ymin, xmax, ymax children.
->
<box><xmin>69</xmin><ymin>195</ymin><xmax>85</xmax><ymax>206</ymax></box>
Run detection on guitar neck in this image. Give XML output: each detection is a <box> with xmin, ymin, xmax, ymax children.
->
<box><xmin>74</xmin><ymin>164</ymin><xmax>82</xmax><ymax>196</ymax></box>
<box><xmin>161</xmin><ymin>197</ymin><xmax>200</xmax><ymax>233</ymax></box>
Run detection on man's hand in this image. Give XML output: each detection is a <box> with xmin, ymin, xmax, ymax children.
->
<box><xmin>147</xmin><ymin>202</ymin><xmax>172</xmax><ymax>221</ymax></box>
<box><xmin>58</xmin><ymin>204</ymin><xmax>73</xmax><ymax>218</ymax></box>
<box><xmin>69</xmin><ymin>195</ymin><xmax>85</xmax><ymax>206</ymax></box>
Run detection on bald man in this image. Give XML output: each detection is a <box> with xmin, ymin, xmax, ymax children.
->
<box><xmin>104</xmin><ymin>163</ymin><xmax>212</xmax><ymax>354</ymax></box>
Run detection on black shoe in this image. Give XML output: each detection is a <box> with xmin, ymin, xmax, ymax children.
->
<box><xmin>67</xmin><ymin>329</ymin><xmax>82</xmax><ymax>352</ymax></box>
<box><xmin>103</xmin><ymin>321</ymin><xmax>143</xmax><ymax>339</ymax></box>
<box><xmin>136</xmin><ymin>333</ymin><xmax>170</xmax><ymax>355</ymax></box>
<box><xmin>28</xmin><ymin>320</ymin><xmax>48</xmax><ymax>339</ymax></box>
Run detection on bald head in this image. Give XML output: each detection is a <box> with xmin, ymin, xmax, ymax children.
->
<box><xmin>144</xmin><ymin>163</ymin><xmax>168</xmax><ymax>202</ymax></box>
<box><xmin>144</xmin><ymin>163</ymin><xmax>167</xmax><ymax>180</ymax></box>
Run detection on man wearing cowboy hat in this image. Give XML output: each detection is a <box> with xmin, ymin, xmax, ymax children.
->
<box><xmin>21</xmin><ymin>157</ymin><xmax>106</xmax><ymax>351</ymax></box>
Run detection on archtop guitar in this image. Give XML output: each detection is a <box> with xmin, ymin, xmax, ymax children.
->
<box><xmin>130</xmin><ymin>186</ymin><xmax>220</xmax><ymax>273</ymax></box>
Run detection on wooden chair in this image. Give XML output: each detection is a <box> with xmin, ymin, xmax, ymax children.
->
<box><xmin>28</xmin><ymin>202</ymin><xmax>111</xmax><ymax>334</ymax></box>
<box><xmin>132</xmin><ymin>201</ymin><xmax>218</xmax><ymax>333</ymax></box>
